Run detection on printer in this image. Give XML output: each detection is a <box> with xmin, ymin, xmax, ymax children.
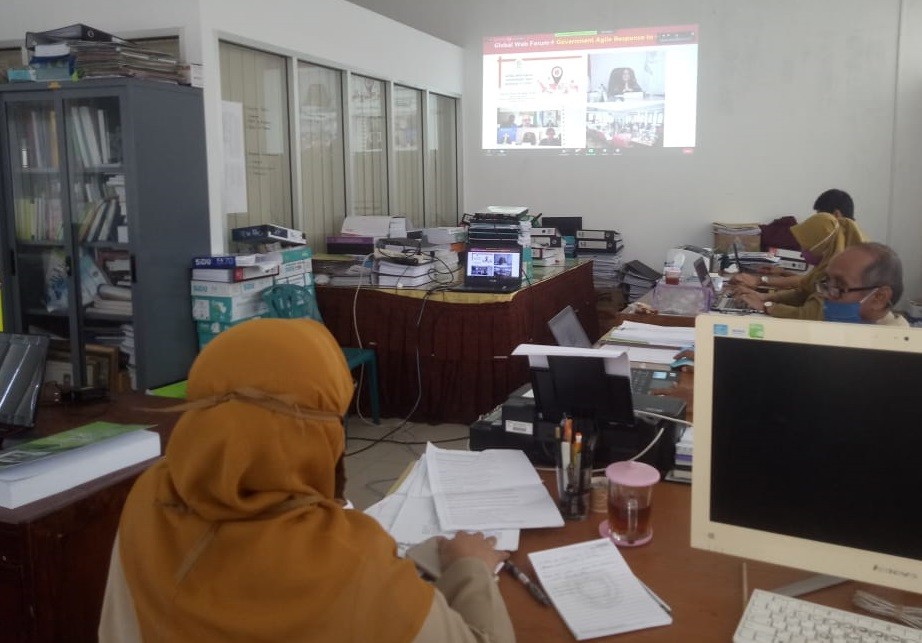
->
<box><xmin>469</xmin><ymin>383</ymin><xmax>687</xmax><ymax>477</ymax></box>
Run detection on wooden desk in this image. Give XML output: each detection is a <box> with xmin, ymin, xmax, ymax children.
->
<box><xmin>0</xmin><ymin>394</ymin><xmax>179</xmax><ymax>643</ymax></box>
<box><xmin>316</xmin><ymin>260</ymin><xmax>598</xmax><ymax>424</ymax></box>
<box><xmin>500</xmin><ymin>476</ymin><xmax>918</xmax><ymax>641</ymax></box>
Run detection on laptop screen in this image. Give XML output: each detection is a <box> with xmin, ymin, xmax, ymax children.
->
<box><xmin>693</xmin><ymin>256</ymin><xmax>713</xmax><ymax>292</ymax></box>
<box><xmin>464</xmin><ymin>247</ymin><xmax>523</xmax><ymax>288</ymax></box>
<box><xmin>548</xmin><ymin>305</ymin><xmax>592</xmax><ymax>348</ymax></box>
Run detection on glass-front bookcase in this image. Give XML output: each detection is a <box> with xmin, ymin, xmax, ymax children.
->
<box><xmin>0</xmin><ymin>79</ymin><xmax>210</xmax><ymax>392</ymax></box>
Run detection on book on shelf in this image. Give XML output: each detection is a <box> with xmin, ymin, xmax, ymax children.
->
<box><xmin>0</xmin><ymin>421</ymin><xmax>160</xmax><ymax>509</ymax></box>
<box><xmin>191</xmin><ymin>264</ymin><xmax>280</xmax><ymax>283</ymax></box>
<box><xmin>26</xmin><ymin>23</ymin><xmax>128</xmax><ymax>47</ymax></box>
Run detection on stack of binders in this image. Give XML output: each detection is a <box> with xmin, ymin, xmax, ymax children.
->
<box><xmin>621</xmin><ymin>260</ymin><xmax>662</xmax><ymax>302</ymax></box>
<box><xmin>576</xmin><ymin>229</ymin><xmax>625</xmax><ymax>289</ymax></box>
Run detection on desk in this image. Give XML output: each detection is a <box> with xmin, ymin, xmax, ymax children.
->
<box><xmin>0</xmin><ymin>394</ymin><xmax>178</xmax><ymax>643</ymax></box>
<box><xmin>316</xmin><ymin>260</ymin><xmax>598</xmax><ymax>424</ymax></box>
<box><xmin>500</xmin><ymin>476</ymin><xmax>917</xmax><ymax>642</ymax></box>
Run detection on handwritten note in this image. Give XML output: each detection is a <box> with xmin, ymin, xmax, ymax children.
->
<box><xmin>528</xmin><ymin>538</ymin><xmax>672</xmax><ymax>640</ymax></box>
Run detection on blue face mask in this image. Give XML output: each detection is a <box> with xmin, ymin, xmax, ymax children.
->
<box><xmin>822</xmin><ymin>300</ymin><xmax>865</xmax><ymax>323</ymax></box>
<box><xmin>822</xmin><ymin>289</ymin><xmax>876</xmax><ymax>324</ymax></box>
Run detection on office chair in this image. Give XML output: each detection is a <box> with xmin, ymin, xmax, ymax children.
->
<box><xmin>262</xmin><ymin>284</ymin><xmax>380</xmax><ymax>424</ymax></box>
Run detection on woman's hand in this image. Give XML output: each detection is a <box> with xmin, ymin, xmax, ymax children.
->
<box><xmin>729</xmin><ymin>273</ymin><xmax>760</xmax><ymax>289</ymax></box>
<box><xmin>738</xmin><ymin>290</ymin><xmax>769</xmax><ymax>313</ymax></box>
<box><xmin>438</xmin><ymin>531</ymin><xmax>509</xmax><ymax>572</ymax></box>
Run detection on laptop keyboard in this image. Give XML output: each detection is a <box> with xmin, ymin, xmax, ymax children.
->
<box><xmin>713</xmin><ymin>292</ymin><xmax>758</xmax><ymax>313</ymax></box>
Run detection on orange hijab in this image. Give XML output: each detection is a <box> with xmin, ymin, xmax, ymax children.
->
<box><xmin>790</xmin><ymin>212</ymin><xmax>866</xmax><ymax>295</ymax></box>
<box><xmin>118</xmin><ymin>319</ymin><xmax>433</xmax><ymax>642</ymax></box>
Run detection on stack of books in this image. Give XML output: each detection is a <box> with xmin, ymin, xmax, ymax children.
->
<box><xmin>621</xmin><ymin>260</ymin><xmax>662</xmax><ymax>302</ymax></box>
<box><xmin>88</xmin><ymin>284</ymin><xmax>132</xmax><ymax>317</ymax></box>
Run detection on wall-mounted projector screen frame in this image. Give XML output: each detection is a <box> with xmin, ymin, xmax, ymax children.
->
<box><xmin>482</xmin><ymin>25</ymin><xmax>698</xmax><ymax>156</ymax></box>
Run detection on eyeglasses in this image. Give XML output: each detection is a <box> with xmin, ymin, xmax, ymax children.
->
<box><xmin>815</xmin><ymin>277</ymin><xmax>881</xmax><ymax>300</ymax></box>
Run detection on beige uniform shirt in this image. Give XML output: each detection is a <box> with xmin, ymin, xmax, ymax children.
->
<box><xmin>99</xmin><ymin>535</ymin><xmax>516</xmax><ymax>643</ymax></box>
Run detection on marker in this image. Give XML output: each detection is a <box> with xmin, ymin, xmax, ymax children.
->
<box><xmin>505</xmin><ymin>560</ymin><xmax>552</xmax><ymax>606</ymax></box>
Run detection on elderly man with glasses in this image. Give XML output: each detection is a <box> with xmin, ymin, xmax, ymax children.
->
<box><xmin>816</xmin><ymin>242</ymin><xmax>909</xmax><ymax>326</ymax></box>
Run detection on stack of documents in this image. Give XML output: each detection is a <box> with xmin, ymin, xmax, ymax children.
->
<box><xmin>529</xmin><ymin>538</ymin><xmax>672</xmax><ymax>640</ymax></box>
<box><xmin>601</xmin><ymin>321</ymin><xmax>695</xmax><ymax>365</ymax></box>
<box><xmin>364</xmin><ymin>444</ymin><xmax>563</xmax><ymax>554</ymax></box>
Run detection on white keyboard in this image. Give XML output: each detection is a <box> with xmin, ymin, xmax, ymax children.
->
<box><xmin>735</xmin><ymin>589</ymin><xmax>922</xmax><ymax>642</ymax></box>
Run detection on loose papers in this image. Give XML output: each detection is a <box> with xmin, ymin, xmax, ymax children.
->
<box><xmin>426</xmin><ymin>444</ymin><xmax>564</xmax><ymax>531</ymax></box>
<box><xmin>363</xmin><ymin>449</ymin><xmax>525</xmax><ymax>554</ymax></box>
<box><xmin>529</xmin><ymin>538</ymin><xmax>672</xmax><ymax>640</ymax></box>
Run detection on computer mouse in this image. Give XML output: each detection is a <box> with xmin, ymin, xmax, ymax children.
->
<box><xmin>670</xmin><ymin>357</ymin><xmax>694</xmax><ymax>370</ymax></box>
<box><xmin>314</xmin><ymin>274</ymin><xmax>331</xmax><ymax>286</ymax></box>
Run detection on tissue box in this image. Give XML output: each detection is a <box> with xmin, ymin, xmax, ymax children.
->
<box><xmin>652</xmin><ymin>281</ymin><xmax>712</xmax><ymax>315</ymax></box>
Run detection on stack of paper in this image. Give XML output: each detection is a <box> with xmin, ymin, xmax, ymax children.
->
<box><xmin>529</xmin><ymin>538</ymin><xmax>672</xmax><ymax>640</ymax></box>
<box><xmin>605</xmin><ymin>321</ymin><xmax>695</xmax><ymax>348</ymax></box>
<box><xmin>364</xmin><ymin>444</ymin><xmax>564</xmax><ymax>554</ymax></box>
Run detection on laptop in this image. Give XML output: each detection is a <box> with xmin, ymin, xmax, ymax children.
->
<box><xmin>696</xmin><ymin>255</ymin><xmax>759</xmax><ymax>314</ymax></box>
<box><xmin>547</xmin><ymin>305</ymin><xmax>678</xmax><ymax>396</ymax></box>
<box><xmin>453</xmin><ymin>246</ymin><xmax>523</xmax><ymax>293</ymax></box>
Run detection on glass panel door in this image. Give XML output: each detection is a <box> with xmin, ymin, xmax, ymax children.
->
<box><xmin>4</xmin><ymin>99</ymin><xmax>70</xmax><ymax>342</ymax></box>
<box><xmin>63</xmin><ymin>95</ymin><xmax>133</xmax><ymax>391</ymax></box>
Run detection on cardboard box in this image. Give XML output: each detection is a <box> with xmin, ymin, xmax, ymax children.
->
<box><xmin>191</xmin><ymin>292</ymin><xmax>269</xmax><ymax>322</ymax></box>
<box><xmin>713</xmin><ymin>232</ymin><xmax>761</xmax><ymax>253</ymax></box>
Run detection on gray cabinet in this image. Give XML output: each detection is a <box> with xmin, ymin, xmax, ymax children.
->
<box><xmin>0</xmin><ymin>79</ymin><xmax>209</xmax><ymax>391</ymax></box>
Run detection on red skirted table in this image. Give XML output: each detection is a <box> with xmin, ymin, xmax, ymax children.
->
<box><xmin>316</xmin><ymin>260</ymin><xmax>598</xmax><ymax>424</ymax></box>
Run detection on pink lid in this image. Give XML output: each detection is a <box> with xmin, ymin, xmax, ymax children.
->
<box><xmin>605</xmin><ymin>461</ymin><xmax>660</xmax><ymax>487</ymax></box>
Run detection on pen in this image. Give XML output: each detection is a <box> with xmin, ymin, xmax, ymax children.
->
<box><xmin>504</xmin><ymin>560</ymin><xmax>552</xmax><ymax>606</ymax></box>
<box><xmin>638</xmin><ymin>579</ymin><xmax>672</xmax><ymax>615</ymax></box>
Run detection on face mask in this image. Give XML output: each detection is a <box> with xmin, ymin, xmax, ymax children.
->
<box><xmin>802</xmin><ymin>249</ymin><xmax>822</xmax><ymax>266</ymax></box>
<box><xmin>822</xmin><ymin>289</ymin><xmax>876</xmax><ymax>324</ymax></box>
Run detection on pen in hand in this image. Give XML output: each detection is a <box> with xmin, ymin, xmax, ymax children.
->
<box><xmin>504</xmin><ymin>560</ymin><xmax>552</xmax><ymax>606</ymax></box>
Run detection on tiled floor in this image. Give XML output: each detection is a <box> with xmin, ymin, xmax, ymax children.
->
<box><xmin>342</xmin><ymin>414</ymin><xmax>470</xmax><ymax>510</ymax></box>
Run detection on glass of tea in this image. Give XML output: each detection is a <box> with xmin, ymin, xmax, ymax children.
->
<box><xmin>600</xmin><ymin>461</ymin><xmax>660</xmax><ymax>547</ymax></box>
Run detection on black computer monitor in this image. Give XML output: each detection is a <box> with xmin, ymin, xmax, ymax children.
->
<box><xmin>691</xmin><ymin>314</ymin><xmax>922</xmax><ymax>594</ymax></box>
<box><xmin>0</xmin><ymin>333</ymin><xmax>49</xmax><ymax>439</ymax></box>
<box><xmin>540</xmin><ymin>216</ymin><xmax>582</xmax><ymax>238</ymax></box>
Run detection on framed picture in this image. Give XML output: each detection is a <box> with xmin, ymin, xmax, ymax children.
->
<box><xmin>44</xmin><ymin>342</ymin><xmax>120</xmax><ymax>391</ymax></box>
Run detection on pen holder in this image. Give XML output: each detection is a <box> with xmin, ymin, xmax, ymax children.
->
<box><xmin>554</xmin><ymin>428</ymin><xmax>594</xmax><ymax>521</ymax></box>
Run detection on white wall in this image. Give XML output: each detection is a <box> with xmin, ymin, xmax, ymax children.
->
<box><xmin>456</xmin><ymin>0</ymin><xmax>922</xmax><ymax>306</ymax></box>
<box><xmin>0</xmin><ymin>0</ymin><xmax>464</xmax><ymax>251</ymax></box>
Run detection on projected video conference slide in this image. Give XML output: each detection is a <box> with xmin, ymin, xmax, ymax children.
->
<box><xmin>482</xmin><ymin>25</ymin><xmax>698</xmax><ymax>155</ymax></box>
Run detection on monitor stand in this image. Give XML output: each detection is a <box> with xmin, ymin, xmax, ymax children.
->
<box><xmin>773</xmin><ymin>574</ymin><xmax>847</xmax><ymax>598</ymax></box>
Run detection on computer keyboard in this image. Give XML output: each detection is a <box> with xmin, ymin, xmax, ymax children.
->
<box><xmin>735</xmin><ymin>589</ymin><xmax>922</xmax><ymax>642</ymax></box>
<box><xmin>713</xmin><ymin>292</ymin><xmax>758</xmax><ymax>313</ymax></box>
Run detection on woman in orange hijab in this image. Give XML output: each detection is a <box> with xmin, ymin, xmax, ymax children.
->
<box><xmin>736</xmin><ymin>212</ymin><xmax>866</xmax><ymax>319</ymax></box>
<box><xmin>99</xmin><ymin>318</ymin><xmax>514</xmax><ymax>642</ymax></box>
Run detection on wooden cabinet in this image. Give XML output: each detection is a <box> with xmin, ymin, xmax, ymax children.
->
<box><xmin>0</xmin><ymin>394</ymin><xmax>176</xmax><ymax>642</ymax></box>
<box><xmin>0</xmin><ymin>79</ymin><xmax>209</xmax><ymax>391</ymax></box>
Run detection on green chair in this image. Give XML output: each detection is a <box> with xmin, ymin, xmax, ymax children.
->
<box><xmin>262</xmin><ymin>284</ymin><xmax>380</xmax><ymax>424</ymax></box>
